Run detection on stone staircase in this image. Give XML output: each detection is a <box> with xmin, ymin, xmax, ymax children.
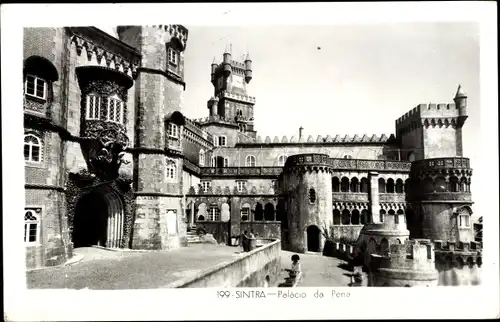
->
<box><xmin>186</xmin><ymin>226</ymin><xmax>201</xmax><ymax>244</ymax></box>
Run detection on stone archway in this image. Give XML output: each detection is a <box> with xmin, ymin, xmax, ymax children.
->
<box><xmin>306</xmin><ymin>225</ymin><xmax>321</xmax><ymax>252</ymax></box>
<box><xmin>72</xmin><ymin>185</ymin><xmax>125</xmax><ymax>248</ymax></box>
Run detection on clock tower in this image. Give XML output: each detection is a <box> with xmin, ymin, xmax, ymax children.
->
<box><xmin>207</xmin><ymin>45</ymin><xmax>256</xmax><ymax>139</ymax></box>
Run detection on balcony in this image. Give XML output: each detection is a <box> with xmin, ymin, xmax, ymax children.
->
<box><xmin>412</xmin><ymin>157</ymin><xmax>470</xmax><ymax>171</ymax></box>
<box><xmin>332</xmin><ymin>192</ymin><xmax>369</xmax><ymax>202</ymax></box>
<box><xmin>199</xmin><ymin>167</ymin><xmax>283</xmax><ymax>178</ymax></box>
<box><xmin>378</xmin><ymin>193</ymin><xmax>406</xmax><ymax>203</ymax></box>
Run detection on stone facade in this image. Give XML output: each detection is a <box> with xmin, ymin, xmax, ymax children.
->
<box><xmin>23</xmin><ymin>25</ymin><xmax>478</xmax><ymax>281</ymax></box>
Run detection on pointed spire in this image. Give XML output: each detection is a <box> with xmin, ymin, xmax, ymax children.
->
<box><xmin>455</xmin><ymin>84</ymin><xmax>467</xmax><ymax>99</ymax></box>
<box><xmin>212</xmin><ymin>56</ymin><xmax>217</xmax><ymax>65</ymax></box>
<box><xmin>245</xmin><ymin>52</ymin><xmax>251</xmax><ymax>61</ymax></box>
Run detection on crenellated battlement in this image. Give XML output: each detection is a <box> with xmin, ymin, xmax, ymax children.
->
<box><xmin>240</xmin><ymin>133</ymin><xmax>396</xmax><ymax>145</ymax></box>
<box><xmin>433</xmin><ymin>240</ymin><xmax>482</xmax><ymax>253</ymax></box>
<box><xmin>433</xmin><ymin>240</ymin><xmax>482</xmax><ymax>275</ymax></box>
<box><xmin>221</xmin><ymin>91</ymin><xmax>256</xmax><ymax>104</ymax></box>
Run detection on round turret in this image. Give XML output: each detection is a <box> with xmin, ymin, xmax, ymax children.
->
<box><xmin>207</xmin><ymin>96</ymin><xmax>219</xmax><ymax>116</ymax></box>
<box><xmin>454</xmin><ymin>84</ymin><xmax>468</xmax><ymax>118</ymax></box>
<box><xmin>280</xmin><ymin>154</ymin><xmax>333</xmax><ymax>253</ymax></box>
<box><xmin>210</xmin><ymin>57</ymin><xmax>217</xmax><ymax>83</ymax></box>
<box><xmin>244</xmin><ymin>53</ymin><xmax>252</xmax><ymax>83</ymax></box>
<box><xmin>222</xmin><ymin>44</ymin><xmax>232</xmax><ymax>76</ymax></box>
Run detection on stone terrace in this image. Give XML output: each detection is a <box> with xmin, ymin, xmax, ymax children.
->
<box><xmin>27</xmin><ymin>244</ymin><xmax>241</xmax><ymax>289</ymax></box>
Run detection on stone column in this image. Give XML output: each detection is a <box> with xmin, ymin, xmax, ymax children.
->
<box><xmin>369</xmin><ymin>172</ymin><xmax>380</xmax><ymax>224</ymax></box>
<box><xmin>191</xmin><ymin>202</ymin><xmax>195</xmax><ymax>226</ymax></box>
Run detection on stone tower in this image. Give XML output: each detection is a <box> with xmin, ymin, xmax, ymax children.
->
<box><xmin>117</xmin><ymin>25</ymin><xmax>189</xmax><ymax>249</ymax></box>
<box><xmin>395</xmin><ymin>85</ymin><xmax>469</xmax><ymax>161</ymax></box>
<box><xmin>280</xmin><ymin>154</ymin><xmax>333</xmax><ymax>253</ymax></box>
<box><xmin>400</xmin><ymin>86</ymin><xmax>474</xmax><ymax>243</ymax></box>
<box><xmin>209</xmin><ymin>45</ymin><xmax>256</xmax><ymax>138</ymax></box>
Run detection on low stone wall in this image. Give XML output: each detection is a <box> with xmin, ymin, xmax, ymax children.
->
<box><xmin>323</xmin><ymin>241</ymin><xmax>356</xmax><ymax>261</ymax></box>
<box><xmin>195</xmin><ymin>221</ymin><xmax>230</xmax><ymax>244</ymax></box>
<box><xmin>166</xmin><ymin>239</ymin><xmax>282</xmax><ymax>288</ymax></box>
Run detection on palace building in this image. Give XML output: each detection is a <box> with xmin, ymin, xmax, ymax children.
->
<box><xmin>23</xmin><ymin>26</ymin><xmax>475</xmax><ymax>270</ymax></box>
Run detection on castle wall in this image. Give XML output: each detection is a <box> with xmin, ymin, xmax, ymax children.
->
<box><xmin>208</xmin><ymin>144</ymin><xmax>392</xmax><ymax>167</ymax></box>
<box><xmin>23</xmin><ymin>28</ymin><xmax>74</xmax><ymax>269</ymax></box>
<box><xmin>418</xmin><ymin>204</ymin><xmax>474</xmax><ymax>243</ymax></box>
<box><xmin>400</xmin><ymin>126</ymin><xmax>424</xmax><ymax>160</ymax></box>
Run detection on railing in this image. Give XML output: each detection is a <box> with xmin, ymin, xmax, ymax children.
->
<box><xmin>379</xmin><ymin>193</ymin><xmax>407</xmax><ymax>203</ymax></box>
<box><xmin>200</xmin><ymin>167</ymin><xmax>283</xmax><ymax>177</ymax></box>
<box><xmin>286</xmin><ymin>154</ymin><xmax>412</xmax><ymax>172</ymax></box>
<box><xmin>332</xmin><ymin>192</ymin><xmax>369</xmax><ymax>202</ymax></box>
<box><xmin>412</xmin><ymin>157</ymin><xmax>470</xmax><ymax>170</ymax></box>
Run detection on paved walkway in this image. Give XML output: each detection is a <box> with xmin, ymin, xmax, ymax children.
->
<box><xmin>27</xmin><ymin>245</ymin><xmax>241</xmax><ymax>290</ymax></box>
<box><xmin>277</xmin><ymin>251</ymin><xmax>368</xmax><ymax>287</ymax></box>
<box><xmin>27</xmin><ymin>246</ymin><xmax>367</xmax><ymax>289</ymax></box>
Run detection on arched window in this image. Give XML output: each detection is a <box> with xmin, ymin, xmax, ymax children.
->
<box><xmin>341</xmin><ymin>177</ymin><xmax>350</xmax><ymax>192</ymax></box>
<box><xmin>213</xmin><ymin>135</ymin><xmax>218</xmax><ymax>146</ymax></box>
<box><xmin>197</xmin><ymin>203</ymin><xmax>207</xmax><ymax>221</ymax></box>
<box><xmin>107</xmin><ymin>95</ymin><xmax>124</xmax><ymax>124</ymax></box>
<box><xmin>85</xmin><ymin>94</ymin><xmax>101</xmax><ymax>120</ymax></box>
<box><xmin>23</xmin><ymin>56</ymin><xmax>58</xmax><ymax>103</ymax></box>
<box><xmin>211</xmin><ymin>156</ymin><xmax>216</xmax><ymax>167</ymax></box>
<box><xmin>333</xmin><ymin>209</ymin><xmax>341</xmax><ymax>225</ymax></box>
<box><xmin>264</xmin><ymin>203</ymin><xmax>275</xmax><ymax>221</ymax></box>
<box><xmin>25</xmin><ymin>75</ymin><xmax>47</xmax><ymax>100</ymax></box>
<box><xmin>378</xmin><ymin>178</ymin><xmax>386</xmax><ymax>193</ymax></box>
<box><xmin>408</xmin><ymin>152</ymin><xmax>416</xmax><ymax>162</ymax></box>
<box><xmin>277</xmin><ymin>155</ymin><xmax>287</xmax><ymax>166</ymax></box>
<box><xmin>166</xmin><ymin>159</ymin><xmax>176</xmax><ymax>180</ymax></box>
<box><xmin>246</xmin><ymin>155</ymin><xmax>256</xmax><ymax>167</ymax></box>
<box><xmin>208</xmin><ymin>204</ymin><xmax>220</xmax><ymax>221</ymax></box>
<box><xmin>360</xmin><ymin>178</ymin><xmax>369</xmax><ymax>193</ymax></box>
<box><xmin>395</xmin><ymin>179</ymin><xmax>404</xmax><ymax>193</ymax></box>
<box><xmin>24</xmin><ymin>134</ymin><xmax>42</xmax><ymax>162</ymax></box>
<box><xmin>351</xmin><ymin>209</ymin><xmax>360</xmax><ymax>225</ymax></box>
<box><xmin>309</xmin><ymin>188</ymin><xmax>316</xmax><ymax>203</ymax></box>
<box><xmin>458</xmin><ymin>207</ymin><xmax>471</xmax><ymax>228</ymax></box>
<box><xmin>386</xmin><ymin>178</ymin><xmax>395</xmax><ymax>193</ymax></box>
<box><xmin>332</xmin><ymin>177</ymin><xmax>340</xmax><ymax>192</ymax></box>
<box><xmin>24</xmin><ymin>209</ymin><xmax>40</xmax><ymax>244</ymax></box>
<box><xmin>350</xmin><ymin>177</ymin><xmax>359</xmax><ymax>193</ymax></box>
<box><xmin>254</xmin><ymin>203</ymin><xmax>263</xmax><ymax>221</ymax></box>
<box><xmin>342</xmin><ymin>209</ymin><xmax>351</xmax><ymax>225</ymax></box>
<box><xmin>379</xmin><ymin>209</ymin><xmax>386</xmax><ymax>223</ymax></box>
<box><xmin>199</xmin><ymin>149</ymin><xmax>205</xmax><ymax>166</ymax></box>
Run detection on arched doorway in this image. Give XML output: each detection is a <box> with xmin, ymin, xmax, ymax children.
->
<box><xmin>72</xmin><ymin>186</ymin><xmax>124</xmax><ymax>248</ymax></box>
<box><xmin>306</xmin><ymin>225</ymin><xmax>321</xmax><ymax>252</ymax></box>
